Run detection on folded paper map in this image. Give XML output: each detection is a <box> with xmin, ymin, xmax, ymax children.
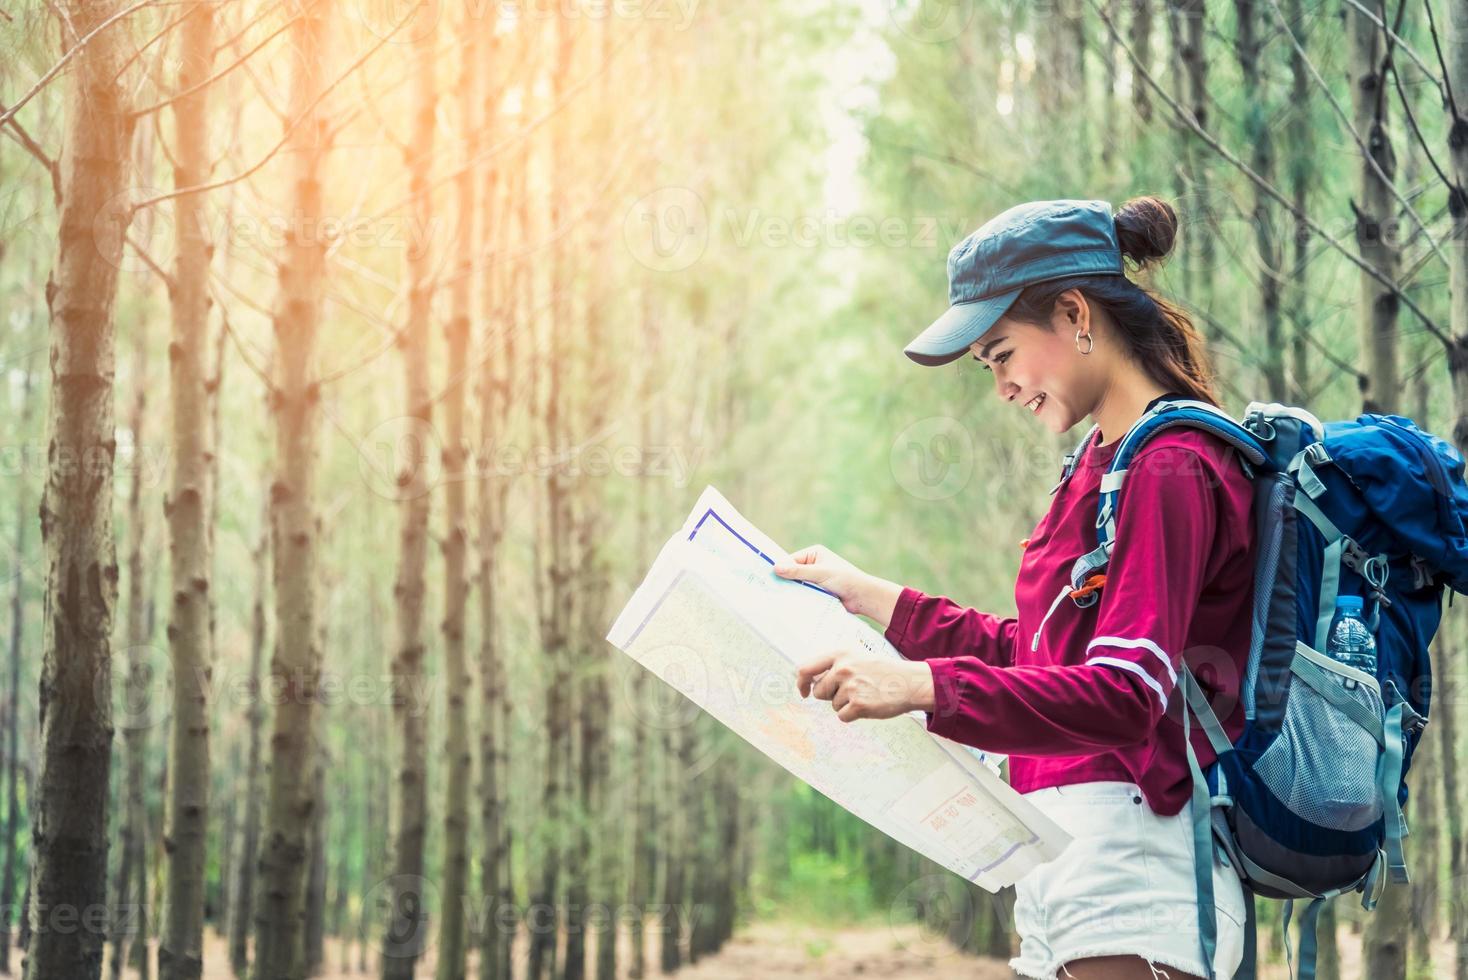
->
<box><xmin>606</xmin><ymin>486</ymin><xmax>1071</xmax><ymax>890</ymax></box>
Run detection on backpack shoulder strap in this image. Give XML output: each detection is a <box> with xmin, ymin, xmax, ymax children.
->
<box><xmin>1067</xmin><ymin>399</ymin><xmax>1270</xmax><ymax>597</ymax></box>
<box><xmin>1049</xmin><ymin>423</ymin><xmax>1100</xmax><ymax>496</ymax></box>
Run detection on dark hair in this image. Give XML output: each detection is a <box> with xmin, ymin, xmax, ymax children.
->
<box><xmin>1004</xmin><ymin>196</ymin><xmax>1219</xmax><ymax>405</ymax></box>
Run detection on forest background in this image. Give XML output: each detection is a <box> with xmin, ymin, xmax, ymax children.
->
<box><xmin>3</xmin><ymin>0</ymin><xmax>1468</xmax><ymax>978</ymax></box>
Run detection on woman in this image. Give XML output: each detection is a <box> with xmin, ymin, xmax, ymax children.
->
<box><xmin>773</xmin><ymin>197</ymin><xmax>1254</xmax><ymax>980</ymax></box>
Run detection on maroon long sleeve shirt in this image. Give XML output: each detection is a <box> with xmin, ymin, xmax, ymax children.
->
<box><xmin>885</xmin><ymin>427</ymin><xmax>1258</xmax><ymax>815</ymax></box>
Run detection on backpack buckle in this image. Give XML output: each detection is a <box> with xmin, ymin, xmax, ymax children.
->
<box><xmin>1341</xmin><ymin>541</ymin><xmax>1392</xmax><ymax>605</ymax></box>
<box><xmin>1245</xmin><ymin>411</ymin><xmax>1278</xmax><ymax>442</ymax></box>
<box><xmin>1410</xmin><ymin>555</ymin><xmax>1435</xmax><ymax>590</ymax></box>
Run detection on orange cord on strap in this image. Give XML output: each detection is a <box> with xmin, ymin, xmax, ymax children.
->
<box><xmin>1019</xmin><ymin>537</ymin><xmax>1031</xmax><ymax>549</ymax></box>
<box><xmin>1068</xmin><ymin>573</ymin><xmax>1107</xmax><ymax>600</ymax></box>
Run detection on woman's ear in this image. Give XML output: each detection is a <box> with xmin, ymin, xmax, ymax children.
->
<box><xmin>1054</xmin><ymin>288</ymin><xmax>1088</xmax><ymax>330</ymax></box>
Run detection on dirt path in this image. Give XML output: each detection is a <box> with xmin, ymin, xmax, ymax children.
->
<box><xmin>673</xmin><ymin>921</ymin><xmax>1013</xmax><ymax>979</ymax></box>
<box><xmin>118</xmin><ymin>921</ymin><xmax>1007</xmax><ymax>979</ymax></box>
<box><xmin>112</xmin><ymin>919</ymin><xmax>1445</xmax><ymax>978</ymax></box>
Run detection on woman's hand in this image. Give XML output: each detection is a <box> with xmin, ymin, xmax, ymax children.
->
<box><xmin>772</xmin><ymin>545</ymin><xmax>903</xmax><ymax>629</ymax></box>
<box><xmin>795</xmin><ymin>653</ymin><xmax>936</xmax><ymax>722</ymax></box>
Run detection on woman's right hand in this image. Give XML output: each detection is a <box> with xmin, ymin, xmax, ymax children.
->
<box><xmin>772</xmin><ymin>545</ymin><xmax>903</xmax><ymax>629</ymax></box>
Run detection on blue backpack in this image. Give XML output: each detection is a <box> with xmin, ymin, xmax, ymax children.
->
<box><xmin>1054</xmin><ymin>396</ymin><xmax>1468</xmax><ymax>980</ymax></box>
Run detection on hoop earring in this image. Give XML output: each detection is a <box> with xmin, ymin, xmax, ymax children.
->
<box><xmin>1075</xmin><ymin>330</ymin><xmax>1093</xmax><ymax>355</ymax></box>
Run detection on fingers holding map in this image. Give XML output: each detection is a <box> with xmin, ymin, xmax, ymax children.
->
<box><xmin>605</xmin><ymin>486</ymin><xmax>1071</xmax><ymax>891</ymax></box>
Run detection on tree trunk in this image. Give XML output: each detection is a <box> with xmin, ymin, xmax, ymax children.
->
<box><xmin>658</xmin><ymin>722</ymin><xmax>691</xmax><ymax>975</ymax></box>
<box><xmin>206</xmin><ymin>315</ymin><xmax>228</xmax><ymax>937</ymax></box>
<box><xmin>332</xmin><ymin>852</ymin><xmax>348</xmax><ymax>975</ymax></box>
<box><xmin>358</xmin><ymin>718</ymin><xmax>383</xmax><ymax>977</ymax></box>
<box><xmin>229</xmin><ymin>514</ymin><xmax>269</xmax><ymax>977</ymax></box>
<box><xmin>625</xmin><ymin>291</ymin><xmax>663</xmax><ymax>980</ymax></box>
<box><xmin>1283</xmin><ymin>0</ymin><xmax>1313</xmax><ymax>403</ymax></box>
<box><xmin>1352</xmin><ymin>8</ymin><xmax>1405</xmax><ymax>974</ymax></box>
<box><xmin>216</xmin><ymin>755</ymin><xmax>236</xmax><ymax>936</ymax></box>
<box><xmin>381</xmin><ymin>5</ymin><xmax>436</xmax><ymax>978</ymax></box>
<box><xmin>1409</xmin><ymin>702</ymin><xmax>1441</xmax><ymax>971</ymax></box>
<box><xmin>1437</xmin><ymin>621</ymin><xmax>1467</xmax><ymax>980</ymax></box>
<box><xmin>1347</xmin><ymin>1</ymin><xmax>1401</xmax><ymax>416</ymax></box>
<box><xmin>435</xmin><ymin>6</ymin><xmax>477</xmax><ymax>976</ymax></box>
<box><xmin>529</xmin><ymin>16</ymin><xmax>577</xmax><ymax>980</ymax></box>
<box><xmin>303</xmin><ymin>744</ymin><xmax>326</xmax><ymax>977</ymax></box>
<box><xmin>1442</xmin><ymin>4</ymin><xmax>1468</xmax><ymax>969</ymax></box>
<box><xmin>1164</xmin><ymin>0</ymin><xmax>1217</xmax><ymax>319</ymax></box>
<box><xmin>252</xmin><ymin>1</ymin><xmax>332</xmax><ymax>976</ymax></box>
<box><xmin>1130</xmin><ymin>0</ymin><xmax>1153</xmax><ymax>124</ymax></box>
<box><xmin>27</xmin><ymin>0</ymin><xmax>134</xmax><ymax>973</ymax></box>
<box><xmin>476</xmin><ymin>101</ymin><xmax>517</xmax><ymax>980</ymax></box>
<box><xmin>110</xmin><ymin>318</ymin><xmax>154</xmax><ymax>974</ymax></box>
<box><xmin>158</xmin><ymin>5</ymin><xmax>217</xmax><ymax>978</ymax></box>
<box><xmin>1</xmin><ymin>370</ymin><xmax>33</xmax><ymax>977</ymax></box>
<box><xmin>1232</xmin><ymin>0</ymin><xmax>1286</xmax><ymax>399</ymax></box>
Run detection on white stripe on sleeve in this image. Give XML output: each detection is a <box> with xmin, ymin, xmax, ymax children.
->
<box><xmin>1087</xmin><ymin>656</ymin><xmax>1169</xmax><ymax>708</ymax></box>
<box><xmin>1086</xmin><ymin>635</ymin><xmax>1178</xmax><ymax>686</ymax></box>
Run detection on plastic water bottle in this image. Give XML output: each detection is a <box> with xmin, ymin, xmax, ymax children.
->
<box><xmin>1326</xmin><ymin>595</ymin><xmax>1377</xmax><ymax>685</ymax></box>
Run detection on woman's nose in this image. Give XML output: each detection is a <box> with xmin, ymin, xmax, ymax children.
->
<box><xmin>996</xmin><ymin>376</ymin><xmax>1019</xmax><ymax>401</ymax></box>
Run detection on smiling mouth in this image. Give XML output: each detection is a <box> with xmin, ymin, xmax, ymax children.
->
<box><xmin>1024</xmin><ymin>393</ymin><xmax>1046</xmax><ymax>414</ymax></box>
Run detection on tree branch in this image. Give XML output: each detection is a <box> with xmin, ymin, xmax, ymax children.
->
<box><xmin>1264</xmin><ymin>0</ymin><xmax>1446</xmax><ymax>267</ymax></box>
<box><xmin>0</xmin><ymin>102</ymin><xmax>61</xmax><ymax>205</ymax></box>
<box><xmin>1091</xmin><ymin>0</ymin><xmax>1451</xmax><ymax>348</ymax></box>
<box><xmin>130</xmin><ymin>2</ymin><xmax>415</xmax><ymax>212</ymax></box>
<box><xmin>129</xmin><ymin>0</ymin><xmax>318</xmax><ymax>119</ymax></box>
<box><xmin>1338</xmin><ymin>0</ymin><xmax>1445</xmax><ymax>94</ymax></box>
<box><xmin>1422</xmin><ymin>0</ymin><xmax>1463</xmax><ymax>126</ymax></box>
<box><xmin>0</xmin><ymin>0</ymin><xmax>158</xmax><ymax>130</ymax></box>
<box><xmin>124</xmin><ymin>232</ymin><xmax>176</xmax><ymax>291</ymax></box>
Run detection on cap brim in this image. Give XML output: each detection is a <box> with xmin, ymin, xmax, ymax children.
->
<box><xmin>903</xmin><ymin>288</ymin><xmax>1022</xmax><ymax>366</ymax></box>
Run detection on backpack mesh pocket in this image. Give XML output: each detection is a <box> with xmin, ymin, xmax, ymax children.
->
<box><xmin>1253</xmin><ymin>656</ymin><xmax>1384</xmax><ymax>832</ymax></box>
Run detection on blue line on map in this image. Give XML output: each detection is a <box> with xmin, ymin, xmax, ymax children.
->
<box><xmin>686</xmin><ymin>507</ymin><xmax>838</xmax><ymax>600</ymax></box>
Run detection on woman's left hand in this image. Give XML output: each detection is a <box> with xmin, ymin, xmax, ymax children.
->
<box><xmin>796</xmin><ymin>653</ymin><xmax>936</xmax><ymax>722</ymax></box>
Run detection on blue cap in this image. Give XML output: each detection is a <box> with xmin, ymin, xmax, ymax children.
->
<box><xmin>1335</xmin><ymin>594</ymin><xmax>1364</xmax><ymax>613</ymax></box>
<box><xmin>905</xmin><ymin>199</ymin><xmax>1126</xmax><ymax>366</ymax></box>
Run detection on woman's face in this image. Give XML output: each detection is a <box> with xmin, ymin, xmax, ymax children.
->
<box><xmin>968</xmin><ymin>289</ymin><xmax>1103</xmax><ymax>434</ymax></box>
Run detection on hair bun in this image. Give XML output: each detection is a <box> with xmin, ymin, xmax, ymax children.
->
<box><xmin>1114</xmin><ymin>196</ymin><xmax>1178</xmax><ymax>269</ymax></box>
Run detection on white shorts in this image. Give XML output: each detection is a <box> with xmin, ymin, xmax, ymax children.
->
<box><xmin>1010</xmin><ymin>781</ymin><xmax>1246</xmax><ymax>980</ymax></box>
